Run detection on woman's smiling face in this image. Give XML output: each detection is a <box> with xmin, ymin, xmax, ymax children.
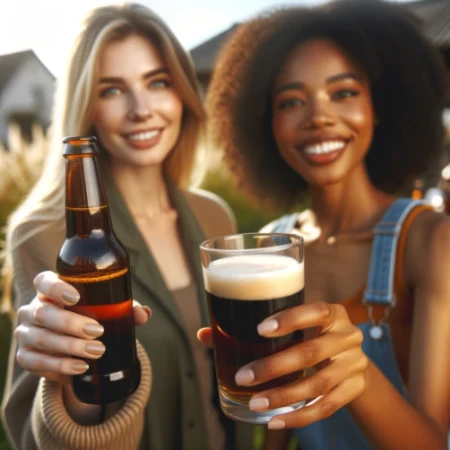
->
<box><xmin>271</xmin><ymin>38</ymin><xmax>375</xmax><ymax>188</ymax></box>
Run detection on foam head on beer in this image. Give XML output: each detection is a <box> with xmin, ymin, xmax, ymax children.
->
<box><xmin>204</xmin><ymin>254</ymin><xmax>304</xmax><ymax>300</ymax></box>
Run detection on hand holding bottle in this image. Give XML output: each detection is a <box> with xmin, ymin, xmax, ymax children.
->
<box><xmin>14</xmin><ymin>270</ymin><xmax>151</xmax><ymax>385</ymax></box>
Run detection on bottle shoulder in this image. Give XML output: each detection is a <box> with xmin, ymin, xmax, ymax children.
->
<box><xmin>57</xmin><ymin>230</ymin><xmax>129</xmax><ymax>275</ymax></box>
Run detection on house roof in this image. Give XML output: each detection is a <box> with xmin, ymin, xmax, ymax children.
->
<box><xmin>406</xmin><ymin>0</ymin><xmax>450</xmax><ymax>47</ymax></box>
<box><xmin>0</xmin><ymin>49</ymin><xmax>54</xmax><ymax>96</ymax></box>
<box><xmin>190</xmin><ymin>24</ymin><xmax>239</xmax><ymax>75</ymax></box>
<box><xmin>190</xmin><ymin>0</ymin><xmax>450</xmax><ymax>76</ymax></box>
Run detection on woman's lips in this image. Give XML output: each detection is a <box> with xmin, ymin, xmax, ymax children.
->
<box><xmin>122</xmin><ymin>129</ymin><xmax>162</xmax><ymax>150</ymax></box>
<box><xmin>297</xmin><ymin>139</ymin><xmax>348</xmax><ymax>166</ymax></box>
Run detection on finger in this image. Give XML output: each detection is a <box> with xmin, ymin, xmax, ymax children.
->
<box><xmin>16</xmin><ymin>348</ymin><xmax>89</xmax><ymax>376</ymax></box>
<box><xmin>34</xmin><ymin>271</ymin><xmax>80</xmax><ymax>306</ymax></box>
<box><xmin>248</xmin><ymin>349</ymin><xmax>368</xmax><ymax>411</ymax></box>
<box><xmin>197</xmin><ymin>327</ymin><xmax>213</xmax><ymax>348</ymax></box>
<box><xmin>19</xmin><ymin>302</ymin><xmax>104</xmax><ymax>339</ymax></box>
<box><xmin>16</xmin><ymin>324</ymin><xmax>105</xmax><ymax>359</ymax></box>
<box><xmin>266</xmin><ymin>375</ymin><xmax>367</xmax><ymax>430</ymax></box>
<box><xmin>257</xmin><ymin>302</ymin><xmax>346</xmax><ymax>338</ymax></box>
<box><xmin>132</xmin><ymin>300</ymin><xmax>152</xmax><ymax>326</ymax></box>
<box><xmin>235</xmin><ymin>329</ymin><xmax>364</xmax><ymax>386</ymax></box>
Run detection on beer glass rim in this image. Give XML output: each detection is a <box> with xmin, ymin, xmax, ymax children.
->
<box><xmin>199</xmin><ymin>232</ymin><xmax>303</xmax><ymax>255</ymax></box>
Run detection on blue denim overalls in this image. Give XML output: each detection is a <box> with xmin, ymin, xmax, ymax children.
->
<box><xmin>273</xmin><ymin>199</ymin><xmax>425</xmax><ymax>449</ymax></box>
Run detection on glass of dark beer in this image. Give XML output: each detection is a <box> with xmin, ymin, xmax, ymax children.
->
<box><xmin>200</xmin><ymin>233</ymin><xmax>305</xmax><ymax>424</ymax></box>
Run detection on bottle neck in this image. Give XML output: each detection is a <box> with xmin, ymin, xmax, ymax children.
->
<box><xmin>64</xmin><ymin>155</ymin><xmax>112</xmax><ymax>237</ymax></box>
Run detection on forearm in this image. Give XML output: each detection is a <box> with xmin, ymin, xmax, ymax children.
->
<box><xmin>348</xmin><ymin>361</ymin><xmax>446</xmax><ymax>450</ymax></box>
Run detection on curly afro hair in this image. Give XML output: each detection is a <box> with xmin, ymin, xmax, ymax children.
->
<box><xmin>206</xmin><ymin>0</ymin><xmax>448</xmax><ymax>209</ymax></box>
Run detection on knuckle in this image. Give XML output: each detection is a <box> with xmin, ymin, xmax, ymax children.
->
<box><xmin>320</xmin><ymin>400</ymin><xmax>338</xmax><ymax>419</ymax></box>
<box><xmin>35</xmin><ymin>330</ymin><xmax>49</xmax><ymax>350</ymax></box>
<box><xmin>313</xmin><ymin>301</ymin><xmax>331</xmax><ymax>320</ymax></box>
<box><xmin>333</xmin><ymin>303</ymin><xmax>347</xmax><ymax>318</ymax></box>
<box><xmin>309</xmin><ymin>373</ymin><xmax>331</xmax><ymax>397</ymax></box>
<box><xmin>270</xmin><ymin>389</ymin><xmax>293</xmax><ymax>408</ymax></box>
<box><xmin>16</xmin><ymin>349</ymin><xmax>26</xmax><ymax>367</ymax></box>
<box><xmin>350</xmin><ymin>327</ymin><xmax>364</xmax><ymax>346</ymax></box>
<box><xmin>59</xmin><ymin>359</ymin><xmax>74</xmax><ymax>375</ymax></box>
<box><xmin>67</xmin><ymin>338</ymin><xmax>82</xmax><ymax>356</ymax></box>
<box><xmin>34</xmin><ymin>355</ymin><xmax>46</xmax><ymax>372</ymax></box>
<box><xmin>14</xmin><ymin>326</ymin><xmax>24</xmax><ymax>342</ymax></box>
<box><xmin>256</xmin><ymin>359</ymin><xmax>279</xmax><ymax>381</ymax></box>
<box><xmin>355</xmin><ymin>375</ymin><xmax>367</xmax><ymax>396</ymax></box>
<box><xmin>33</xmin><ymin>304</ymin><xmax>48</xmax><ymax>324</ymax></box>
<box><xmin>359</xmin><ymin>352</ymin><xmax>369</xmax><ymax>371</ymax></box>
<box><xmin>17</xmin><ymin>306</ymin><xmax>29</xmax><ymax>324</ymax></box>
<box><xmin>301</xmin><ymin>341</ymin><xmax>321</xmax><ymax>366</ymax></box>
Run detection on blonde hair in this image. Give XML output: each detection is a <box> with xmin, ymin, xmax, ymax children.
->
<box><xmin>2</xmin><ymin>3</ymin><xmax>205</xmax><ymax>311</ymax></box>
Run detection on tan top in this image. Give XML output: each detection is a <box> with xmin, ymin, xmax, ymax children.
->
<box><xmin>172</xmin><ymin>283</ymin><xmax>226</xmax><ymax>450</ymax></box>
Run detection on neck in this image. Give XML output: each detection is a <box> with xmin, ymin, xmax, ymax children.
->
<box><xmin>109</xmin><ymin>162</ymin><xmax>172</xmax><ymax>219</ymax></box>
<box><xmin>309</xmin><ymin>165</ymin><xmax>395</xmax><ymax>239</ymax></box>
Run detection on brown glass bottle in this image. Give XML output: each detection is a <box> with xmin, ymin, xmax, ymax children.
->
<box><xmin>57</xmin><ymin>136</ymin><xmax>140</xmax><ymax>404</ymax></box>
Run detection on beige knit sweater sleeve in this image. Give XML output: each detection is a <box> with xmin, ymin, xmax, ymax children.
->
<box><xmin>31</xmin><ymin>342</ymin><xmax>151</xmax><ymax>450</ymax></box>
<box><xmin>1</xmin><ymin>220</ymin><xmax>151</xmax><ymax>450</ymax></box>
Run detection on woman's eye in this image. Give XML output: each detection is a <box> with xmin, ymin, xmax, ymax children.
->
<box><xmin>99</xmin><ymin>87</ymin><xmax>122</xmax><ymax>98</ymax></box>
<box><xmin>277</xmin><ymin>98</ymin><xmax>305</xmax><ymax>110</ymax></box>
<box><xmin>332</xmin><ymin>89</ymin><xmax>359</xmax><ymax>100</ymax></box>
<box><xmin>149</xmin><ymin>79</ymin><xmax>171</xmax><ymax>89</ymax></box>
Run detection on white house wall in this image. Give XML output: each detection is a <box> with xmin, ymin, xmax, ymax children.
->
<box><xmin>0</xmin><ymin>57</ymin><xmax>55</xmax><ymax>143</ymax></box>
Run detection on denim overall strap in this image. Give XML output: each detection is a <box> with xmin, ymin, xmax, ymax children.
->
<box><xmin>271</xmin><ymin>213</ymin><xmax>299</xmax><ymax>233</ymax></box>
<box><xmin>363</xmin><ymin>198</ymin><xmax>424</xmax><ymax>308</ymax></box>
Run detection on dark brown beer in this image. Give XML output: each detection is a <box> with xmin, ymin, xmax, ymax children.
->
<box><xmin>204</xmin><ymin>254</ymin><xmax>304</xmax><ymax>404</ymax></box>
<box><xmin>57</xmin><ymin>136</ymin><xmax>139</xmax><ymax>404</ymax></box>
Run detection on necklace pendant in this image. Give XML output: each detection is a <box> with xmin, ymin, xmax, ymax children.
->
<box><xmin>369</xmin><ymin>324</ymin><xmax>384</xmax><ymax>340</ymax></box>
<box><xmin>326</xmin><ymin>235</ymin><xmax>337</xmax><ymax>245</ymax></box>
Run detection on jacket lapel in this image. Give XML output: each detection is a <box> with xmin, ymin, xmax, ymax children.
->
<box><xmin>167</xmin><ymin>179</ymin><xmax>209</xmax><ymax>326</ymax></box>
<box><xmin>103</xmin><ymin>174</ymin><xmax>209</xmax><ymax>338</ymax></box>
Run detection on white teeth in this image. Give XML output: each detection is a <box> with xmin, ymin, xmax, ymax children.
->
<box><xmin>304</xmin><ymin>140</ymin><xmax>346</xmax><ymax>155</ymax></box>
<box><xmin>128</xmin><ymin>130</ymin><xmax>159</xmax><ymax>141</ymax></box>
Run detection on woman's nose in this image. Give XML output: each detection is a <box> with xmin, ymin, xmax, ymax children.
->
<box><xmin>127</xmin><ymin>92</ymin><xmax>152</xmax><ymax>121</ymax></box>
<box><xmin>303</xmin><ymin>98</ymin><xmax>335</xmax><ymax>129</ymax></box>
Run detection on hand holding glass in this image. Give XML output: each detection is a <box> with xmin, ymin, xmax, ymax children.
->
<box><xmin>200</xmin><ymin>233</ymin><xmax>306</xmax><ymax>424</ymax></box>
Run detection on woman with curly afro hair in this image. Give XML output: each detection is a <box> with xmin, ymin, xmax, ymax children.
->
<box><xmin>205</xmin><ymin>0</ymin><xmax>450</xmax><ymax>448</ymax></box>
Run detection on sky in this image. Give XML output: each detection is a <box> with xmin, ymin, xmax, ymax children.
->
<box><xmin>1</xmin><ymin>0</ymin><xmax>419</xmax><ymax>77</ymax></box>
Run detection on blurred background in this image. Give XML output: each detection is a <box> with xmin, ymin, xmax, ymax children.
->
<box><xmin>0</xmin><ymin>0</ymin><xmax>449</xmax><ymax>448</ymax></box>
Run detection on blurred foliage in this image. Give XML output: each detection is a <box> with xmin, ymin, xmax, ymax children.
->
<box><xmin>0</xmin><ymin>124</ymin><xmax>48</xmax><ymax>450</ymax></box>
<box><xmin>201</xmin><ymin>163</ymin><xmax>285</xmax><ymax>233</ymax></box>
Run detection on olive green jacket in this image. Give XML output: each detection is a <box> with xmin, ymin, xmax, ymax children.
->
<box><xmin>1</xmin><ymin>176</ymin><xmax>255</xmax><ymax>450</ymax></box>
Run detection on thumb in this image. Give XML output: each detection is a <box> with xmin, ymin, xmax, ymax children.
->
<box><xmin>197</xmin><ymin>327</ymin><xmax>213</xmax><ymax>348</ymax></box>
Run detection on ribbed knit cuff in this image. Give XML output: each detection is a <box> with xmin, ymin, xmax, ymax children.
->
<box><xmin>31</xmin><ymin>342</ymin><xmax>151</xmax><ymax>450</ymax></box>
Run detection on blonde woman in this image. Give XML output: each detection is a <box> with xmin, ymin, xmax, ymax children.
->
<box><xmin>1</xmin><ymin>4</ymin><xmax>254</xmax><ymax>450</ymax></box>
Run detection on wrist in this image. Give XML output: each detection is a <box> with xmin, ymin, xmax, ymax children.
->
<box><xmin>62</xmin><ymin>383</ymin><xmax>102</xmax><ymax>424</ymax></box>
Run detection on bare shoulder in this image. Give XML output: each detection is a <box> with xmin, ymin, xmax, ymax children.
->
<box><xmin>184</xmin><ymin>188</ymin><xmax>237</xmax><ymax>239</ymax></box>
<box><xmin>404</xmin><ymin>208</ymin><xmax>450</xmax><ymax>297</ymax></box>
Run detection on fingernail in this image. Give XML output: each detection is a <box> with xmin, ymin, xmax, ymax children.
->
<box><xmin>83</xmin><ymin>323</ymin><xmax>104</xmax><ymax>337</ymax></box>
<box><xmin>249</xmin><ymin>397</ymin><xmax>269</xmax><ymax>411</ymax></box>
<box><xmin>257</xmin><ymin>319</ymin><xmax>278</xmax><ymax>335</ymax></box>
<box><xmin>268</xmin><ymin>420</ymin><xmax>286</xmax><ymax>430</ymax></box>
<box><xmin>72</xmin><ymin>362</ymin><xmax>89</xmax><ymax>374</ymax></box>
<box><xmin>62</xmin><ymin>291</ymin><xmax>80</xmax><ymax>304</ymax></box>
<box><xmin>36</xmin><ymin>272</ymin><xmax>57</xmax><ymax>296</ymax></box>
<box><xmin>142</xmin><ymin>306</ymin><xmax>151</xmax><ymax>319</ymax></box>
<box><xmin>235</xmin><ymin>368</ymin><xmax>255</xmax><ymax>385</ymax></box>
<box><xmin>85</xmin><ymin>342</ymin><xmax>105</xmax><ymax>356</ymax></box>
